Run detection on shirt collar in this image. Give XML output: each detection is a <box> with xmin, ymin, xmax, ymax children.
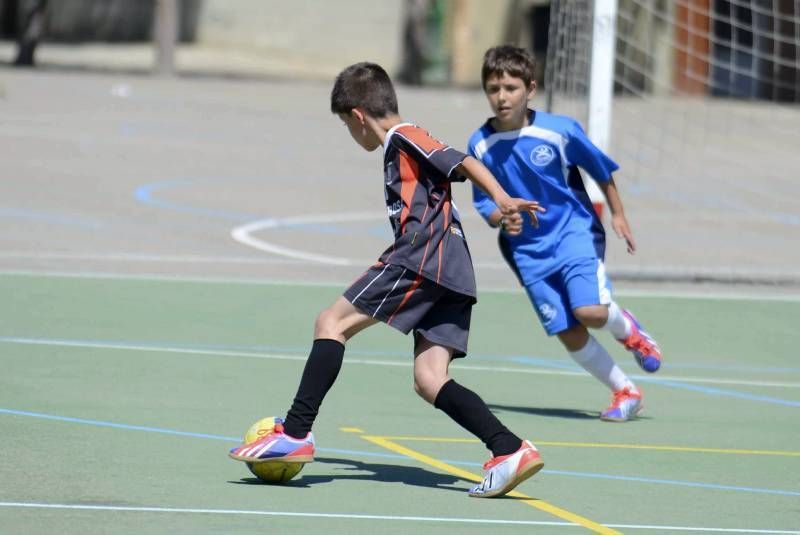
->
<box><xmin>383</xmin><ymin>122</ymin><xmax>414</xmax><ymax>153</ymax></box>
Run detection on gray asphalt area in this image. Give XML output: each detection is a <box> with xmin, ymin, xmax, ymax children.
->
<box><xmin>2</xmin><ymin>68</ymin><xmax>798</xmax><ymax>296</ymax></box>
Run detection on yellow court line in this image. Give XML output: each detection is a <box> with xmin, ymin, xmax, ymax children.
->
<box><xmin>362</xmin><ymin>435</ymin><xmax>620</xmax><ymax>535</ymax></box>
<box><xmin>371</xmin><ymin>436</ymin><xmax>800</xmax><ymax>457</ymax></box>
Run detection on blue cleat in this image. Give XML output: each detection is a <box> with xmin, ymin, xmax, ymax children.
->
<box><xmin>618</xmin><ymin>309</ymin><xmax>662</xmax><ymax>372</ymax></box>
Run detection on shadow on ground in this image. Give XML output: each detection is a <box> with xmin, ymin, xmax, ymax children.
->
<box><xmin>229</xmin><ymin>456</ymin><xmax>470</xmax><ymax>493</ymax></box>
<box><xmin>488</xmin><ymin>404</ymin><xmax>598</xmax><ymax>419</ymax></box>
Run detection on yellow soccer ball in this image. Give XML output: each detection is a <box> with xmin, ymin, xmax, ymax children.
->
<box><xmin>247</xmin><ymin>460</ymin><xmax>304</xmax><ymax>484</ymax></box>
<box><xmin>242</xmin><ymin>416</ymin><xmax>304</xmax><ymax>484</ymax></box>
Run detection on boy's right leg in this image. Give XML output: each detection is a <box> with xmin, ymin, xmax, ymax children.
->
<box><xmin>558</xmin><ymin>325</ymin><xmax>643</xmax><ymax>422</ymax></box>
<box><xmin>282</xmin><ymin>297</ymin><xmax>377</xmax><ymax>439</ymax></box>
<box><xmin>525</xmin><ymin>269</ymin><xmax>643</xmax><ymax>421</ymax></box>
<box><xmin>413</xmin><ymin>337</ymin><xmax>544</xmax><ymax>498</ymax></box>
<box><xmin>229</xmin><ymin>297</ymin><xmax>376</xmax><ymax>463</ymax></box>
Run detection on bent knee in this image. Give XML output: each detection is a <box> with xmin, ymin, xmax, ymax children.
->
<box><xmin>573</xmin><ymin>305</ymin><xmax>608</xmax><ymax>328</ymax></box>
<box><xmin>557</xmin><ymin>324</ymin><xmax>590</xmax><ymax>352</ymax></box>
<box><xmin>413</xmin><ymin>372</ymin><xmax>444</xmax><ymax>404</ymax></box>
<box><xmin>314</xmin><ymin>307</ymin><xmax>343</xmax><ymax>339</ymax></box>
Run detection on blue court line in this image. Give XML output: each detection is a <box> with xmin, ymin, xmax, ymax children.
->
<box><xmin>3</xmin><ymin>336</ymin><xmax>800</xmax><ymax>409</ymax></box>
<box><xmin>0</xmin><ymin>208</ymin><xmax>104</xmax><ymax>230</ymax></box>
<box><xmin>135</xmin><ymin>178</ymin><xmax>384</xmax><ymax>239</ymax></box>
<box><xmin>623</xmin><ymin>179</ymin><xmax>800</xmax><ymax>227</ymax></box>
<box><xmin>0</xmin><ymin>408</ymin><xmax>398</xmax><ymax>461</ymax></box>
<box><xmin>634</xmin><ymin>376</ymin><xmax>800</xmax><ymax>408</ymax></box>
<box><xmin>507</xmin><ymin>355</ymin><xmax>800</xmax><ymax>407</ymax></box>
<box><xmin>2</xmin><ymin>407</ymin><xmax>798</xmax><ymax>498</ymax></box>
<box><xmin>3</xmin><ymin>334</ymin><xmax>798</xmax><ymax>375</ymax></box>
<box><xmin>134</xmin><ymin>179</ymin><xmax>257</xmax><ymax>222</ymax></box>
<box><xmin>539</xmin><ymin>469</ymin><xmax>800</xmax><ymax>497</ymax></box>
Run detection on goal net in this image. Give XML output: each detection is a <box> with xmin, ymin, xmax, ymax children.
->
<box><xmin>544</xmin><ymin>0</ymin><xmax>800</xmax><ymax>282</ymax></box>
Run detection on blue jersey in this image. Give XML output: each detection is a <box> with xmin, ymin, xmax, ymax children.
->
<box><xmin>468</xmin><ymin>110</ymin><xmax>619</xmax><ymax>281</ymax></box>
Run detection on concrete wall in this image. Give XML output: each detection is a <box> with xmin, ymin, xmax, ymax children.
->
<box><xmin>197</xmin><ymin>0</ymin><xmax>404</xmax><ymax>79</ymax></box>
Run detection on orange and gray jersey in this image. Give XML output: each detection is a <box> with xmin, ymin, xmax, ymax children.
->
<box><xmin>378</xmin><ymin>123</ymin><xmax>476</xmax><ymax>299</ymax></box>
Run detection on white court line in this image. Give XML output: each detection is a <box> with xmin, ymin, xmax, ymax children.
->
<box><xmin>0</xmin><ymin>251</ymin><xmax>312</xmax><ymax>265</ymax></box>
<box><xmin>230</xmin><ymin>212</ymin><xmax>379</xmax><ymax>266</ymax></box>
<box><xmin>2</xmin><ymin>268</ymin><xmax>800</xmax><ymax>302</ymax></box>
<box><xmin>2</xmin><ymin>337</ymin><xmax>798</xmax><ymax>389</ymax></box>
<box><xmin>228</xmin><ymin>212</ymin><xmax>800</xmax><ymax>284</ymax></box>
<box><xmin>0</xmin><ymin>503</ymin><xmax>797</xmax><ymax>533</ymax></box>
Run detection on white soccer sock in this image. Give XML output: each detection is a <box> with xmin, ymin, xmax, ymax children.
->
<box><xmin>569</xmin><ymin>335</ymin><xmax>634</xmax><ymax>392</ymax></box>
<box><xmin>603</xmin><ymin>301</ymin><xmax>632</xmax><ymax>340</ymax></box>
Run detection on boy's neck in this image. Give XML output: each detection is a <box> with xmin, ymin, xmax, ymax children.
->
<box><xmin>492</xmin><ymin>108</ymin><xmax>532</xmax><ymax>132</ymax></box>
<box><xmin>366</xmin><ymin>113</ymin><xmax>404</xmax><ymax>145</ymax></box>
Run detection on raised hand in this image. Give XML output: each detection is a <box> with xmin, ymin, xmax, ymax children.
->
<box><xmin>499</xmin><ymin>198</ymin><xmax>546</xmax><ymax>229</ymax></box>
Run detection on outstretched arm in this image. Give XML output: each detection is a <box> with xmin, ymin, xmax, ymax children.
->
<box><xmin>598</xmin><ymin>177</ymin><xmax>636</xmax><ymax>254</ymax></box>
<box><xmin>458</xmin><ymin>156</ymin><xmax>545</xmax><ymax>227</ymax></box>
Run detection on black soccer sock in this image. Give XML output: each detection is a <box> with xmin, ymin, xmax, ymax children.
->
<box><xmin>434</xmin><ymin>379</ymin><xmax>522</xmax><ymax>457</ymax></box>
<box><xmin>282</xmin><ymin>339</ymin><xmax>345</xmax><ymax>439</ymax></box>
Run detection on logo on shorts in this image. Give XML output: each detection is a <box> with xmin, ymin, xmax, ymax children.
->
<box><xmin>530</xmin><ymin>144</ymin><xmax>556</xmax><ymax>167</ymax></box>
<box><xmin>538</xmin><ymin>303</ymin><xmax>557</xmax><ymax>325</ymax></box>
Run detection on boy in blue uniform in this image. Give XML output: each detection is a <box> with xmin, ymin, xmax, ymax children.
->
<box><xmin>468</xmin><ymin>46</ymin><xmax>662</xmax><ymax>421</ymax></box>
<box><xmin>230</xmin><ymin>62</ymin><xmax>547</xmax><ymax>497</ymax></box>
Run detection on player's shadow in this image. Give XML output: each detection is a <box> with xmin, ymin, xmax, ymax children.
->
<box><xmin>230</xmin><ymin>456</ymin><xmax>469</xmax><ymax>493</ymax></box>
<box><xmin>489</xmin><ymin>403</ymin><xmax>652</xmax><ymax>421</ymax></box>
<box><xmin>488</xmin><ymin>403</ymin><xmax>597</xmax><ymax>420</ymax></box>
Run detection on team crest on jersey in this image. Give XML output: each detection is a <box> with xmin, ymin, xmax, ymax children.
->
<box><xmin>530</xmin><ymin>144</ymin><xmax>556</xmax><ymax>166</ymax></box>
<box><xmin>538</xmin><ymin>303</ymin><xmax>557</xmax><ymax>325</ymax></box>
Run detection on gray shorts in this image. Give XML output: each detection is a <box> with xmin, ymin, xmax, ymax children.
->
<box><xmin>344</xmin><ymin>263</ymin><xmax>473</xmax><ymax>358</ymax></box>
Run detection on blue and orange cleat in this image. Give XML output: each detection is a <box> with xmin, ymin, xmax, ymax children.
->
<box><xmin>229</xmin><ymin>420</ymin><xmax>315</xmax><ymax>464</ymax></box>
<box><xmin>618</xmin><ymin>309</ymin><xmax>662</xmax><ymax>372</ymax></box>
<box><xmin>468</xmin><ymin>440</ymin><xmax>544</xmax><ymax>498</ymax></box>
<box><xmin>600</xmin><ymin>386</ymin><xmax>643</xmax><ymax>422</ymax></box>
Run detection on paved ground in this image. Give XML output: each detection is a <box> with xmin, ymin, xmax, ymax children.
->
<box><xmin>1</xmin><ymin>58</ymin><xmax>798</xmax><ymax>295</ymax></box>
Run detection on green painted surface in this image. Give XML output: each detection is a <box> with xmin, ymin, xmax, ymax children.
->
<box><xmin>1</xmin><ymin>274</ymin><xmax>799</xmax><ymax>534</ymax></box>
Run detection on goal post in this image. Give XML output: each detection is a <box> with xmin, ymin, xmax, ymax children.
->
<box><xmin>586</xmin><ymin>0</ymin><xmax>618</xmax><ymax>216</ymax></box>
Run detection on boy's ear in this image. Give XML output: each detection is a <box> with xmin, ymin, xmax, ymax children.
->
<box><xmin>528</xmin><ymin>80</ymin><xmax>537</xmax><ymax>95</ymax></box>
<box><xmin>351</xmin><ymin>107</ymin><xmax>366</xmax><ymax>124</ymax></box>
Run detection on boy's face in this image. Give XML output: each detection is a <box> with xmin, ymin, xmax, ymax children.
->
<box><xmin>484</xmin><ymin>71</ymin><xmax>536</xmax><ymax>130</ymax></box>
<box><xmin>338</xmin><ymin>110</ymin><xmax>381</xmax><ymax>152</ymax></box>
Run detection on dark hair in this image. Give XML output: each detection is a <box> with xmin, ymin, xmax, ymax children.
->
<box><xmin>330</xmin><ymin>62</ymin><xmax>399</xmax><ymax>118</ymax></box>
<box><xmin>481</xmin><ymin>45</ymin><xmax>537</xmax><ymax>89</ymax></box>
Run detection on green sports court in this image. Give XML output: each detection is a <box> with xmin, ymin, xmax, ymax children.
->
<box><xmin>2</xmin><ymin>271</ymin><xmax>799</xmax><ymax>534</ymax></box>
<box><xmin>3</xmin><ymin>6</ymin><xmax>800</xmax><ymax>530</ymax></box>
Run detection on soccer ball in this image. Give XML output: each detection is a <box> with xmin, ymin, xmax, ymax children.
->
<box><xmin>247</xmin><ymin>460</ymin><xmax>304</xmax><ymax>484</ymax></box>
<box><xmin>242</xmin><ymin>416</ymin><xmax>304</xmax><ymax>484</ymax></box>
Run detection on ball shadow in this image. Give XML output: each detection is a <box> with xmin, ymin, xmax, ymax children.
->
<box><xmin>229</xmin><ymin>456</ymin><xmax>470</xmax><ymax>493</ymax></box>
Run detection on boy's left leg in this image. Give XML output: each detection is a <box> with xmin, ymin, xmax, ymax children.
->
<box><xmin>558</xmin><ymin>323</ymin><xmax>642</xmax><ymax>422</ymax></box>
<box><xmin>413</xmin><ymin>337</ymin><xmax>543</xmax><ymax>498</ymax></box>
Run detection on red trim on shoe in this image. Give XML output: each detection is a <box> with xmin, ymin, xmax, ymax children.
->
<box><xmin>284</xmin><ymin>443</ymin><xmax>315</xmax><ymax>460</ymax></box>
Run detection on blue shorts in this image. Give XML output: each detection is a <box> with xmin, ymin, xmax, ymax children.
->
<box><xmin>344</xmin><ymin>263</ymin><xmax>473</xmax><ymax>358</ymax></box>
<box><xmin>522</xmin><ymin>257</ymin><xmax>613</xmax><ymax>336</ymax></box>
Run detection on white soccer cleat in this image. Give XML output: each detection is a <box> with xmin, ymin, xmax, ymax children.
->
<box><xmin>468</xmin><ymin>440</ymin><xmax>544</xmax><ymax>498</ymax></box>
<box><xmin>600</xmin><ymin>386</ymin><xmax>644</xmax><ymax>422</ymax></box>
